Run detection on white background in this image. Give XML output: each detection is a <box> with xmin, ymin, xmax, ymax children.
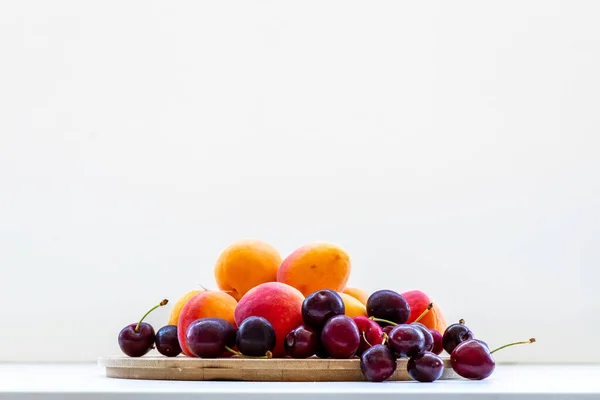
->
<box><xmin>0</xmin><ymin>1</ymin><xmax>598</xmax><ymax>363</ymax></box>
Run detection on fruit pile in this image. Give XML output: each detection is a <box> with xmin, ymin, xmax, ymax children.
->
<box><xmin>117</xmin><ymin>240</ymin><xmax>535</xmax><ymax>382</ymax></box>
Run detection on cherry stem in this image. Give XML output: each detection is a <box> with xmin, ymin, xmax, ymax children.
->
<box><xmin>362</xmin><ymin>331</ymin><xmax>372</xmax><ymax>348</ymax></box>
<box><xmin>225</xmin><ymin>346</ymin><xmax>243</xmax><ymax>357</ymax></box>
<box><xmin>413</xmin><ymin>303</ymin><xmax>433</xmax><ymax>323</ymax></box>
<box><xmin>381</xmin><ymin>332</ymin><xmax>389</xmax><ymax>346</ymax></box>
<box><xmin>225</xmin><ymin>346</ymin><xmax>273</xmax><ymax>359</ymax></box>
<box><xmin>459</xmin><ymin>319</ymin><xmax>465</xmax><ymax>325</ymax></box>
<box><xmin>490</xmin><ymin>338</ymin><xmax>536</xmax><ymax>355</ymax></box>
<box><xmin>135</xmin><ymin>299</ymin><xmax>168</xmax><ymax>332</ymax></box>
<box><xmin>369</xmin><ymin>317</ymin><xmax>398</xmax><ymax>326</ymax></box>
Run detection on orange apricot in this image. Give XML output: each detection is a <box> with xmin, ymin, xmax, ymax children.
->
<box><xmin>167</xmin><ymin>289</ymin><xmax>203</xmax><ymax>326</ymax></box>
<box><xmin>342</xmin><ymin>286</ymin><xmax>369</xmax><ymax>305</ymax></box>
<box><xmin>214</xmin><ymin>239</ymin><xmax>282</xmax><ymax>301</ymax></box>
<box><xmin>277</xmin><ymin>242</ymin><xmax>351</xmax><ymax>297</ymax></box>
<box><xmin>338</xmin><ymin>292</ymin><xmax>367</xmax><ymax>318</ymax></box>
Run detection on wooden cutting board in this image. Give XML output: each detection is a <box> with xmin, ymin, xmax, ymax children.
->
<box><xmin>99</xmin><ymin>356</ymin><xmax>459</xmax><ymax>382</ymax></box>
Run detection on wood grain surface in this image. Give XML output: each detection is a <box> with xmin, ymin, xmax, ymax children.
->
<box><xmin>99</xmin><ymin>356</ymin><xmax>460</xmax><ymax>382</ymax></box>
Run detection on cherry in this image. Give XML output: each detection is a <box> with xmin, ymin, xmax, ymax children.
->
<box><xmin>315</xmin><ymin>341</ymin><xmax>330</xmax><ymax>358</ymax></box>
<box><xmin>374</xmin><ymin>302</ymin><xmax>432</xmax><ymax>347</ymax></box>
<box><xmin>321</xmin><ymin>315</ymin><xmax>360</xmax><ymax>358</ymax></box>
<box><xmin>155</xmin><ymin>325</ymin><xmax>181</xmax><ymax>357</ymax></box>
<box><xmin>360</xmin><ymin>344</ymin><xmax>397</xmax><ymax>382</ymax></box>
<box><xmin>118</xmin><ymin>299</ymin><xmax>168</xmax><ymax>357</ymax></box>
<box><xmin>451</xmin><ymin>338</ymin><xmax>535</xmax><ymax>380</ymax></box>
<box><xmin>430</xmin><ymin>329</ymin><xmax>444</xmax><ymax>355</ymax></box>
<box><xmin>236</xmin><ymin>316</ymin><xmax>276</xmax><ymax>357</ymax></box>
<box><xmin>407</xmin><ymin>351</ymin><xmax>444</xmax><ymax>382</ymax></box>
<box><xmin>302</xmin><ymin>290</ymin><xmax>345</xmax><ymax>330</ymax></box>
<box><xmin>366</xmin><ymin>290</ymin><xmax>410</xmax><ymax>325</ymax></box>
<box><xmin>442</xmin><ymin>319</ymin><xmax>474</xmax><ymax>354</ymax></box>
<box><xmin>284</xmin><ymin>325</ymin><xmax>319</xmax><ymax>358</ymax></box>
<box><xmin>353</xmin><ymin>316</ymin><xmax>384</xmax><ymax>355</ymax></box>
<box><xmin>388</xmin><ymin>324</ymin><xmax>425</xmax><ymax>358</ymax></box>
<box><xmin>411</xmin><ymin>322</ymin><xmax>434</xmax><ymax>352</ymax></box>
<box><xmin>185</xmin><ymin>317</ymin><xmax>236</xmax><ymax>358</ymax></box>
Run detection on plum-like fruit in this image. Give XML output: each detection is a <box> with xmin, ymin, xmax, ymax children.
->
<box><xmin>360</xmin><ymin>344</ymin><xmax>397</xmax><ymax>382</ymax></box>
<box><xmin>321</xmin><ymin>315</ymin><xmax>360</xmax><ymax>358</ymax></box>
<box><xmin>366</xmin><ymin>290</ymin><xmax>410</xmax><ymax>325</ymax></box>
<box><xmin>236</xmin><ymin>316</ymin><xmax>276</xmax><ymax>357</ymax></box>
<box><xmin>284</xmin><ymin>325</ymin><xmax>319</xmax><ymax>358</ymax></box>
<box><xmin>302</xmin><ymin>289</ymin><xmax>345</xmax><ymax>330</ymax></box>
<box><xmin>185</xmin><ymin>317</ymin><xmax>236</xmax><ymax>358</ymax></box>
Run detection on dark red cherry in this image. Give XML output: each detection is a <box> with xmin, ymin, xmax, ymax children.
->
<box><xmin>366</xmin><ymin>290</ymin><xmax>410</xmax><ymax>325</ymax></box>
<box><xmin>302</xmin><ymin>290</ymin><xmax>345</xmax><ymax>330</ymax></box>
<box><xmin>388</xmin><ymin>324</ymin><xmax>425</xmax><ymax>358</ymax></box>
<box><xmin>353</xmin><ymin>316</ymin><xmax>384</xmax><ymax>354</ymax></box>
<box><xmin>284</xmin><ymin>325</ymin><xmax>319</xmax><ymax>358</ymax></box>
<box><xmin>118</xmin><ymin>299</ymin><xmax>168</xmax><ymax>357</ymax></box>
<box><xmin>155</xmin><ymin>325</ymin><xmax>181</xmax><ymax>357</ymax></box>
<box><xmin>118</xmin><ymin>323</ymin><xmax>155</xmax><ymax>357</ymax></box>
<box><xmin>236</xmin><ymin>316</ymin><xmax>276</xmax><ymax>357</ymax></box>
<box><xmin>407</xmin><ymin>351</ymin><xmax>444</xmax><ymax>382</ymax></box>
<box><xmin>450</xmin><ymin>339</ymin><xmax>495</xmax><ymax>380</ymax></box>
<box><xmin>321</xmin><ymin>315</ymin><xmax>360</xmax><ymax>358</ymax></box>
<box><xmin>360</xmin><ymin>344</ymin><xmax>397</xmax><ymax>382</ymax></box>
<box><xmin>450</xmin><ymin>338</ymin><xmax>535</xmax><ymax>380</ymax></box>
<box><xmin>442</xmin><ymin>319</ymin><xmax>474</xmax><ymax>354</ymax></box>
<box><xmin>185</xmin><ymin>318</ymin><xmax>236</xmax><ymax>358</ymax></box>
<box><xmin>430</xmin><ymin>329</ymin><xmax>444</xmax><ymax>355</ymax></box>
<box><xmin>411</xmin><ymin>322</ymin><xmax>434</xmax><ymax>352</ymax></box>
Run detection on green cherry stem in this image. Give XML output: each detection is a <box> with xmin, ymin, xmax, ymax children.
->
<box><xmin>135</xmin><ymin>299</ymin><xmax>168</xmax><ymax>332</ymax></box>
<box><xmin>362</xmin><ymin>331</ymin><xmax>373</xmax><ymax>347</ymax></box>
<box><xmin>491</xmin><ymin>338</ymin><xmax>536</xmax><ymax>355</ymax></box>
<box><xmin>381</xmin><ymin>332</ymin><xmax>389</xmax><ymax>346</ymax></box>
<box><xmin>225</xmin><ymin>346</ymin><xmax>273</xmax><ymax>359</ymax></box>
<box><xmin>369</xmin><ymin>316</ymin><xmax>398</xmax><ymax>326</ymax></box>
<box><xmin>413</xmin><ymin>303</ymin><xmax>433</xmax><ymax>323</ymax></box>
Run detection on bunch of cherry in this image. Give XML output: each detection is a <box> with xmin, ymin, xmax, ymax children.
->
<box><xmin>118</xmin><ymin>291</ymin><xmax>535</xmax><ymax>383</ymax></box>
<box><xmin>118</xmin><ymin>299</ymin><xmax>277</xmax><ymax>359</ymax></box>
<box><xmin>284</xmin><ymin>289</ymin><xmax>448</xmax><ymax>382</ymax></box>
<box><xmin>285</xmin><ymin>289</ymin><xmax>534</xmax><ymax>382</ymax></box>
<box><xmin>118</xmin><ymin>300</ymin><xmax>183</xmax><ymax>358</ymax></box>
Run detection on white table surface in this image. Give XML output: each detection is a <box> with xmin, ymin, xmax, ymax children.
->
<box><xmin>0</xmin><ymin>363</ymin><xmax>599</xmax><ymax>399</ymax></box>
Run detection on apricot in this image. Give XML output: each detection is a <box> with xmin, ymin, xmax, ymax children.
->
<box><xmin>338</xmin><ymin>292</ymin><xmax>367</xmax><ymax>318</ymax></box>
<box><xmin>177</xmin><ymin>290</ymin><xmax>238</xmax><ymax>357</ymax></box>
<box><xmin>342</xmin><ymin>286</ymin><xmax>369</xmax><ymax>305</ymax></box>
<box><xmin>234</xmin><ymin>282</ymin><xmax>304</xmax><ymax>357</ymax></box>
<box><xmin>402</xmin><ymin>290</ymin><xmax>448</xmax><ymax>333</ymax></box>
<box><xmin>214</xmin><ymin>239</ymin><xmax>282</xmax><ymax>301</ymax></box>
<box><xmin>167</xmin><ymin>289</ymin><xmax>203</xmax><ymax>326</ymax></box>
<box><xmin>277</xmin><ymin>242</ymin><xmax>351</xmax><ymax>297</ymax></box>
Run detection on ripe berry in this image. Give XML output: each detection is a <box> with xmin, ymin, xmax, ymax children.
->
<box><xmin>442</xmin><ymin>319</ymin><xmax>474</xmax><ymax>354</ymax></box>
<box><xmin>407</xmin><ymin>351</ymin><xmax>444</xmax><ymax>382</ymax></box>
<box><xmin>360</xmin><ymin>344</ymin><xmax>397</xmax><ymax>382</ymax></box>
<box><xmin>118</xmin><ymin>299</ymin><xmax>168</xmax><ymax>357</ymax></box>
<box><xmin>321</xmin><ymin>315</ymin><xmax>360</xmax><ymax>358</ymax></box>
